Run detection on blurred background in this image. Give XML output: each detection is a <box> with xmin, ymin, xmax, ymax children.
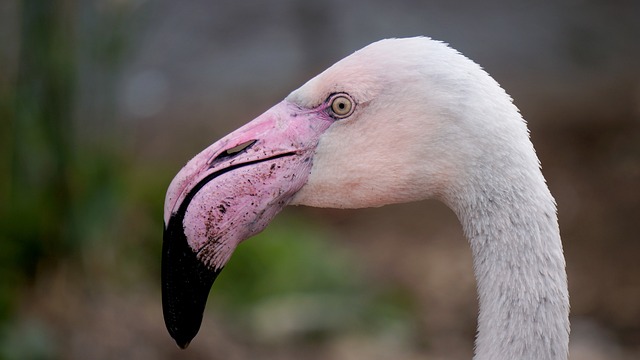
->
<box><xmin>1</xmin><ymin>0</ymin><xmax>639</xmax><ymax>359</ymax></box>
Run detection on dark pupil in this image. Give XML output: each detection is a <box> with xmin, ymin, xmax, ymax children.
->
<box><xmin>338</xmin><ymin>102</ymin><xmax>345</xmax><ymax>109</ymax></box>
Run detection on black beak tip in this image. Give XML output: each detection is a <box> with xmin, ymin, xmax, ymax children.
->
<box><xmin>162</xmin><ymin>215</ymin><xmax>221</xmax><ymax>349</ymax></box>
<box><xmin>166</xmin><ymin>315</ymin><xmax>199</xmax><ymax>350</ymax></box>
<box><xmin>175</xmin><ymin>338</ymin><xmax>191</xmax><ymax>350</ymax></box>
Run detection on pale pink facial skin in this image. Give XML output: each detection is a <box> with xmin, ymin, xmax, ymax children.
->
<box><xmin>164</xmin><ymin>100</ymin><xmax>334</xmax><ymax>270</ymax></box>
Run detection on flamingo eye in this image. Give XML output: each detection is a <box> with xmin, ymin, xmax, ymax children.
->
<box><xmin>329</xmin><ymin>93</ymin><xmax>354</xmax><ymax>119</ymax></box>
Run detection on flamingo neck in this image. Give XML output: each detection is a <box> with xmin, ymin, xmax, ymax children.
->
<box><xmin>449</xmin><ymin>163</ymin><xmax>570</xmax><ymax>360</ymax></box>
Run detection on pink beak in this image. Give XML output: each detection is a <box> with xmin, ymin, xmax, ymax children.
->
<box><xmin>162</xmin><ymin>100</ymin><xmax>334</xmax><ymax>348</ymax></box>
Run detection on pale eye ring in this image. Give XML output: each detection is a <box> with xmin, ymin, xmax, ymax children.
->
<box><xmin>329</xmin><ymin>93</ymin><xmax>355</xmax><ymax>119</ymax></box>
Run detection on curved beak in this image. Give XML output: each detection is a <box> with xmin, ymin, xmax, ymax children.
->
<box><xmin>162</xmin><ymin>100</ymin><xmax>332</xmax><ymax>348</ymax></box>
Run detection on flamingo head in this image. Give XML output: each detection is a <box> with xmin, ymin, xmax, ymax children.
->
<box><xmin>162</xmin><ymin>37</ymin><xmax>522</xmax><ymax>348</ymax></box>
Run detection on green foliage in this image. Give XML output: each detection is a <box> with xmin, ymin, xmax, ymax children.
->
<box><xmin>214</xmin><ymin>214</ymin><xmax>365</xmax><ymax>309</ymax></box>
<box><xmin>0</xmin><ymin>0</ymin><xmax>133</xmax><ymax>326</ymax></box>
<box><xmin>211</xmin><ymin>213</ymin><xmax>417</xmax><ymax>340</ymax></box>
<box><xmin>0</xmin><ymin>0</ymin><xmax>76</xmax><ymax>324</ymax></box>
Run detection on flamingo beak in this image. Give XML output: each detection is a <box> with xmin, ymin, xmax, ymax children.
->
<box><xmin>161</xmin><ymin>100</ymin><xmax>333</xmax><ymax>348</ymax></box>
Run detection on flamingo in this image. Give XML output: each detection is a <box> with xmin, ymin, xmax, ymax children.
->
<box><xmin>162</xmin><ymin>37</ymin><xmax>570</xmax><ymax>360</ymax></box>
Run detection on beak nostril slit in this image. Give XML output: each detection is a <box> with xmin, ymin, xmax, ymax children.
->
<box><xmin>225</xmin><ymin>139</ymin><xmax>258</xmax><ymax>155</ymax></box>
<box><xmin>209</xmin><ymin>139</ymin><xmax>258</xmax><ymax>166</ymax></box>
